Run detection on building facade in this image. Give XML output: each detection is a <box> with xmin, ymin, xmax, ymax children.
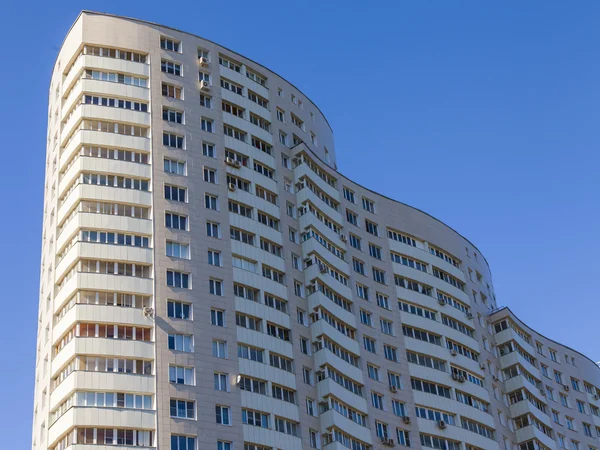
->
<box><xmin>34</xmin><ymin>11</ymin><xmax>600</xmax><ymax>450</ymax></box>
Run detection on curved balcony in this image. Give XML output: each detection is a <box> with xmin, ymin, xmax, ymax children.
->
<box><xmin>308</xmin><ymin>290</ymin><xmax>356</xmax><ymax>329</ymax></box>
<box><xmin>53</xmin><ymin>304</ymin><xmax>153</xmax><ymax>348</ymax></box>
<box><xmin>231</xmin><ymin>240</ymin><xmax>285</xmax><ymax>273</ymax></box>
<box><xmin>404</xmin><ymin>337</ymin><xmax>483</xmax><ymax>377</ymax></box>
<box><xmin>509</xmin><ymin>398</ymin><xmax>553</xmax><ymax>430</ymax></box>
<box><xmin>316</xmin><ymin>377</ymin><xmax>368</xmax><ymax>414</ymax></box>
<box><xmin>304</xmin><ymin>264</ymin><xmax>353</xmax><ymax>301</ymax></box>
<box><xmin>310</xmin><ymin>319</ymin><xmax>359</xmax><ymax>356</ymax></box>
<box><xmin>224</xmin><ymin>113</ymin><xmax>273</xmax><ymax>146</ymax></box>
<box><xmin>57</xmin><ymin>213</ymin><xmax>152</xmax><ymax>252</ymax></box>
<box><xmin>296</xmin><ymin>186</ymin><xmax>342</xmax><ymax>226</ymax></box>
<box><xmin>499</xmin><ymin>350</ymin><xmax>540</xmax><ymax>380</ymax></box>
<box><xmin>493</xmin><ymin>327</ymin><xmax>536</xmax><ymax>358</ymax></box>
<box><xmin>515</xmin><ymin>424</ymin><xmax>556</xmax><ymax>450</ymax></box>
<box><xmin>235</xmin><ymin>296</ymin><xmax>291</xmax><ymax>330</ymax></box>
<box><xmin>55</xmin><ymin>241</ymin><xmax>152</xmax><ymax>282</ymax></box>
<box><xmin>232</xmin><ymin>267</ymin><xmax>287</xmax><ymax>300</ymax></box>
<box><xmin>51</xmin><ymin>337</ymin><xmax>154</xmax><ymax>379</ymax></box>
<box><xmin>221</xmin><ymin>85</ymin><xmax>271</xmax><ymax>123</ymax></box>
<box><xmin>59</xmin><ymin>156</ymin><xmax>151</xmax><ymax>197</ymax></box>
<box><xmin>61</xmin><ymin>105</ymin><xmax>150</xmax><ymax>147</ymax></box>
<box><xmin>412</xmin><ymin>390</ymin><xmax>495</xmax><ymax>428</ymax></box>
<box><xmin>240</xmin><ymin>425</ymin><xmax>301</xmax><ymax>450</ymax></box>
<box><xmin>302</xmin><ymin>237</ymin><xmax>349</xmax><ymax>276</ymax></box>
<box><xmin>50</xmin><ymin>370</ymin><xmax>154</xmax><ymax>410</ymax></box>
<box><xmin>241</xmin><ymin>391</ymin><xmax>299</xmax><ymax>421</ymax></box>
<box><xmin>48</xmin><ymin>406</ymin><xmax>155</xmax><ymax>448</ymax></box>
<box><xmin>319</xmin><ymin>408</ymin><xmax>372</xmax><ymax>445</ymax></box>
<box><xmin>401</xmin><ymin>313</ymin><xmax>479</xmax><ymax>354</ymax></box>
<box><xmin>293</xmin><ymin>163</ymin><xmax>339</xmax><ymax>203</ymax></box>
<box><xmin>60</xmin><ymin>129</ymin><xmax>151</xmax><ymax>170</ymax></box>
<box><xmin>224</xmin><ymin>135</ymin><xmax>275</xmax><ymax>170</ymax></box>
<box><xmin>53</xmin><ymin>272</ymin><xmax>153</xmax><ymax>314</ymax></box>
<box><xmin>238</xmin><ymin>358</ymin><xmax>296</xmax><ymax>388</ymax></box>
<box><xmin>416</xmin><ymin>417</ymin><xmax>499</xmax><ymax>450</ymax></box>
<box><xmin>298</xmin><ymin>209</ymin><xmax>342</xmax><ymax>245</ymax></box>
<box><xmin>228</xmin><ymin>186</ymin><xmax>280</xmax><ymax>218</ymax></box>
<box><xmin>58</xmin><ymin>184</ymin><xmax>151</xmax><ymax>225</ymax></box>
<box><xmin>313</xmin><ymin>349</ymin><xmax>362</xmax><ymax>388</ymax></box>
<box><xmin>229</xmin><ymin>214</ymin><xmax>282</xmax><ymax>246</ymax></box>
<box><xmin>62</xmin><ymin>78</ymin><xmax>150</xmax><ymax>121</ymax></box>
<box><xmin>236</xmin><ymin>326</ymin><xmax>293</xmax><ymax>359</ymax></box>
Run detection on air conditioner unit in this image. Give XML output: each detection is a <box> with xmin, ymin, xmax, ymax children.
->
<box><xmin>319</xmin><ymin>265</ymin><xmax>328</xmax><ymax>274</ymax></box>
<box><xmin>563</xmin><ymin>384</ymin><xmax>570</xmax><ymax>392</ymax></box>
<box><xmin>142</xmin><ymin>307</ymin><xmax>154</xmax><ymax>317</ymax></box>
<box><xmin>493</xmin><ymin>376</ymin><xmax>499</xmax><ymax>382</ymax></box>
<box><xmin>402</xmin><ymin>416</ymin><xmax>411</xmax><ymax>424</ymax></box>
<box><xmin>458</xmin><ymin>376</ymin><xmax>466</xmax><ymax>383</ymax></box>
<box><xmin>228</xmin><ymin>183</ymin><xmax>236</xmax><ymax>191</ymax></box>
<box><xmin>594</xmin><ymin>394</ymin><xmax>599</xmax><ymax>401</ymax></box>
<box><xmin>437</xmin><ymin>420</ymin><xmax>447</xmax><ymax>429</ymax></box>
<box><xmin>225</xmin><ymin>157</ymin><xmax>240</xmax><ymax>168</ymax></box>
<box><xmin>539</xmin><ymin>389</ymin><xmax>546</xmax><ymax>397</ymax></box>
<box><xmin>199</xmin><ymin>80</ymin><xmax>210</xmax><ymax>90</ymax></box>
<box><xmin>451</xmin><ymin>373</ymin><xmax>460</xmax><ymax>381</ymax></box>
<box><xmin>340</xmin><ymin>234</ymin><xmax>347</xmax><ymax>242</ymax></box>
<box><xmin>466</xmin><ymin>312</ymin><xmax>473</xmax><ymax>319</ymax></box>
<box><xmin>389</xmin><ymin>385</ymin><xmax>398</xmax><ymax>393</ymax></box>
<box><xmin>308</xmin><ymin>283</ymin><xmax>317</xmax><ymax>291</ymax></box>
<box><xmin>450</xmin><ymin>349</ymin><xmax>458</xmax><ymax>356</ymax></box>
<box><xmin>480</xmin><ymin>364</ymin><xmax>486</xmax><ymax>371</ymax></box>
<box><xmin>198</xmin><ymin>57</ymin><xmax>209</xmax><ymax>67</ymax></box>
<box><xmin>381</xmin><ymin>437</ymin><xmax>395</xmax><ymax>447</ymax></box>
<box><xmin>438</xmin><ymin>299</ymin><xmax>446</xmax><ymax>306</ymax></box>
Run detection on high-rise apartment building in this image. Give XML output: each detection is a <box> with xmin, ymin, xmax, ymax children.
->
<box><xmin>35</xmin><ymin>11</ymin><xmax>600</xmax><ymax>450</ymax></box>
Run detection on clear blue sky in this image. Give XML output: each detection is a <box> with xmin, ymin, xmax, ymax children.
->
<box><xmin>1</xmin><ymin>1</ymin><xmax>599</xmax><ymax>447</ymax></box>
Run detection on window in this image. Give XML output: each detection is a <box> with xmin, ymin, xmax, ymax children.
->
<box><xmin>248</xmin><ymin>90</ymin><xmax>268</xmax><ymax>109</ymax></box>
<box><xmin>220</xmin><ymin>78</ymin><xmax>243</xmax><ymax>95</ymax></box>
<box><xmin>169</xmin><ymin>365</ymin><xmax>194</xmax><ymax>385</ymax></box>
<box><xmin>165</xmin><ymin>212</ymin><xmax>187</xmax><ymax>230</ymax></box>
<box><xmin>363</xmin><ymin>336</ymin><xmax>376</xmax><ymax>353</ymax></box>
<box><xmin>353</xmin><ymin>258</ymin><xmax>365</xmax><ymax>275</ymax></box>
<box><xmin>384</xmin><ymin>345</ymin><xmax>398</xmax><ymax>362</ymax></box>
<box><xmin>164</xmin><ymin>184</ymin><xmax>186</xmax><ymax>202</ymax></box>
<box><xmin>167</xmin><ymin>270</ymin><xmax>189</xmax><ymax>288</ymax></box>
<box><xmin>170</xmin><ymin>399</ymin><xmax>195</xmax><ymax>418</ymax></box>
<box><xmin>164</xmin><ymin>158</ymin><xmax>186</xmax><ymax>175</ymax></box>
<box><xmin>246</xmin><ymin>68</ymin><xmax>267</xmax><ymax>86</ymax></box>
<box><xmin>349</xmin><ymin>234</ymin><xmax>361</xmax><ymax>250</ymax></box>
<box><xmin>168</xmin><ymin>301</ymin><xmax>191</xmax><ymax>319</ymax></box>
<box><xmin>276</xmin><ymin>108</ymin><xmax>285</xmax><ymax>122</ymax></box>
<box><xmin>376</xmin><ymin>293</ymin><xmax>390</xmax><ymax>309</ymax></box>
<box><xmin>272</xmin><ymin>384</ymin><xmax>296</xmax><ymax>403</ymax></box>
<box><xmin>201</xmin><ymin>118</ymin><xmax>214</xmax><ymax>133</ymax></box>
<box><xmin>242</xmin><ymin>409</ymin><xmax>269</xmax><ymax>428</ymax></box>
<box><xmin>160</xmin><ymin>37</ymin><xmax>180</xmax><ymax>52</ymax></box>
<box><xmin>212</xmin><ymin>340</ymin><xmax>227</xmax><ymax>358</ymax></box>
<box><xmin>215</xmin><ymin>406</ymin><xmax>231</xmax><ymax>425</ymax></box>
<box><xmin>204</xmin><ymin>194</ymin><xmax>218</xmax><ymax>210</ymax></box>
<box><xmin>161</xmin><ymin>60</ymin><xmax>182</xmax><ymax>76</ymax></box>
<box><xmin>300</xmin><ymin>337</ymin><xmax>310</xmax><ymax>355</ymax></box>
<box><xmin>219</xmin><ymin>55</ymin><xmax>241</xmax><ymax>72</ymax></box>
<box><xmin>162</xmin><ymin>107</ymin><xmax>183</xmax><ymax>123</ymax></box>
<box><xmin>346</xmin><ymin>209</ymin><xmax>358</xmax><ymax>225</ymax></box>
<box><xmin>367</xmin><ymin>364</ymin><xmax>380</xmax><ymax>381</ymax></box>
<box><xmin>380</xmin><ymin>318</ymin><xmax>394</xmax><ymax>335</ymax></box>
<box><xmin>200</xmin><ymin>94</ymin><xmax>212</xmax><ymax>108</ymax></box>
<box><xmin>360</xmin><ymin>310</ymin><xmax>372</xmax><ymax>326</ymax></box>
<box><xmin>171</xmin><ymin>436</ymin><xmax>195</xmax><ymax>450</ymax></box>
<box><xmin>162</xmin><ymin>83</ymin><xmax>182</xmax><ymax>99</ymax></box>
<box><xmin>166</xmin><ymin>241</ymin><xmax>190</xmax><ymax>259</ymax></box>
<box><xmin>362</xmin><ymin>197</ymin><xmax>375</xmax><ymax>213</ymax></box>
<box><xmin>163</xmin><ymin>132</ymin><xmax>184</xmax><ymax>149</ymax></box>
<box><xmin>371</xmin><ymin>392</ymin><xmax>384</xmax><ymax>409</ymax></box>
<box><xmin>211</xmin><ymin>309</ymin><xmax>225</xmax><ymax>326</ymax></box>
<box><xmin>356</xmin><ymin>284</ymin><xmax>369</xmax><ymax>300</ymax></box>
<box><xmin>202</xmin><ymin>142</ymin><xmax>215</xmax><ymax>157</ymax></box>
<box><xmin>210</xmin><ymin>279</ymin><xmax>223</xmax><ymax>296</ymax></box>
<box><xmin>206</xmin><ymin>222</ymin><xmax>220</xmax><ymax>238</ymax></box>
<box><xmin>343</xmin><ymin>187</ymin><xmax>355</xmax><ymax>203</ymax></box>
<box><xmin>373</xmin><ymin>268</ymin><xmax>386</xmax><ymax>284</ymax></box>
<box><xmin>303</xmin><ymin>367</ymin><xmax>313</xmax><ymax>385</ymax></box>
<box><xmin>238</xmin><ymin>344</ymin><xmax>264</xmax><ymax>362</ymax></box>
<box><xmin>550</xmin><ymin>349</ymin><xmax>557</xmax><ymax>361</ymax></box>
<box><xmin>239</xmin><ymin>376</ymin><xmax>266</xmax><ymax>395</ymax></box>
<box><xmin>217</xmin><ymin>442</ymin><xmax>231</xmax><ymax>450</ymax></box>
<box><xmin>168</xmin><ymin>334</ymin><xmax>193</xmax><ymax>352</ymax></box>
<box><xmin>365</xmin><ymin>220</ymin><xmax>379</xmax><ymax>236</ymax></box>
<box><xmin>208</xmin><ymin>250</ymin><xmax>221</xmax><ymax>267</ymax></box>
